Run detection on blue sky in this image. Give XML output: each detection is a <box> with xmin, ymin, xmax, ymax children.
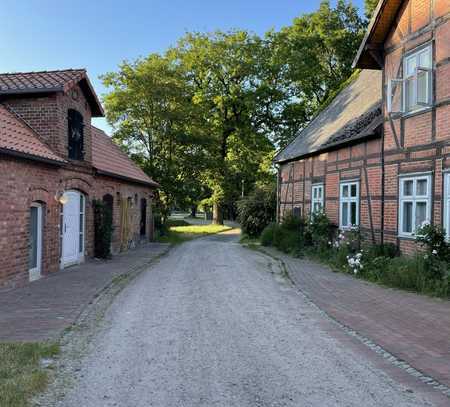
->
<box><xmin>0</xmin><ymin>0</ymin><xmax>365</xmax><ymax>133</ymax></box>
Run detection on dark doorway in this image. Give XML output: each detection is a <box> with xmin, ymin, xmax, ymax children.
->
<box><xmin>140</xmin><ymin>198</ymin><xmax>147</xmax><ymax>236</ymax></box>
<box><xmin>103</xmin><ymin>194</ymin><xmax>114</xmax><ymax>217</ymax></box>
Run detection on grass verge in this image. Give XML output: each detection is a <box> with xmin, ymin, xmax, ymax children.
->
<box><xmin>0</xmin><ymin>342</ymin><xmax>60</xmax><ymax>407</ymax></box>
<box><xmin>157</xmin><ymin>224</ymin><xmax>233</xmax><ymax>244</ymax></box>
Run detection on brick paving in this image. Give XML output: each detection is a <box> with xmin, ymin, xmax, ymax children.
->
<box><xmin>0</xmin><ymin>243</ymin><xmax>169</xmax><ymax>342</ymax></box>
<box><xmin>262</xmin><ymin>247</ymin><xmax>450</xmax><ymax>389</ymax></box>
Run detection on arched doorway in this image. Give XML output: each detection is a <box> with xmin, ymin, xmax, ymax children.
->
<box><xmin>61</xmin><ymin>190</ymin><xmax>85</xmax><ymax>268</ymax></box>
<box><xmin>29</xmin><ymin>202</ymin><xmax>43</xmax><ymax>281</ymax></box>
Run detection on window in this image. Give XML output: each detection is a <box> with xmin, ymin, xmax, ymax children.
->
<box><xmin>399</xmin><ymin>175</ymin><xmax>431</xmax><ymax>237</ymax></box>
<box><xmin>311</xmin><ymin>184</ymin><xmax>324</xmax><ymax>214</ymax></box>
<box><xmin>387</xmin><ymin>44</ymin><xmax>432</xmax><ymax>114</ymax></box>
<box><xmin>292</xmin><ymin>207</ymin><xmax>301</xmax><ymax>218</ymax></box>
<box><xmin>339</xmin><ymin>181</ymin><xmax>359</xmax><ymax>229</ymax></box>
<box><xmin>68</xmin><ymin>109</ymin><xmax>84</xmax><ymax>160</ymax></box>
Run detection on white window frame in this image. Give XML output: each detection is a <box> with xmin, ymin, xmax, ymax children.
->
<box><xmin>311</xmin><ymin>183</ymin><xmax>324</xmax><ymax>215</ymax></box>
<box><xmin>398</xmin><ymin>174</ymin><xmax>432</xmax><ymax>237</ymax></box>
<box><xmin>339</xmin><ymin>181</ymin><xmax>359</xmax><ymax>229</ymax></box>
<box><xmin>443</xmin><ymin>173</ymin><xmax>450</xmax><ymax>240</ymax></box>
<box><xmin>387</xmin><ymin>43</ymin><xmax>433</xmax><ymax>114</ymax></box>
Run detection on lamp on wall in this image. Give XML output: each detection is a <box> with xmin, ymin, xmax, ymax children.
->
<box><xmin>55</xmin><ymin>192</ymin><xmax>69</xmax><ymax>205</ymax></box>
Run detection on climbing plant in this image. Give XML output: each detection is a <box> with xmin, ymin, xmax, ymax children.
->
<box><xmin>93</xmin><ymin>200</ymin><xmax>113</xmax><ymax>259</ymax></box>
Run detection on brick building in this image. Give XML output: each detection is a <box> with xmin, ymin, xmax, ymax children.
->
<box><xmin>0</xmin><ymin>69</ymin><xmax>158</xmax><ymax>288</ymax></box>
<box><xmin>275</xmin><ymin>0</ymin><xmax>450</xmax><ymax>255</ymax></box>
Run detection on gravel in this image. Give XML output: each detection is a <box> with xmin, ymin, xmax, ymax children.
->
<box><xmin>54</xmin><ymin>230</ymin><xmax>436</xmax><ymax>407</ymax></box>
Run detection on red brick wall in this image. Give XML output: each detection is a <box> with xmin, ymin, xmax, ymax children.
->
<box><xmin>2</xmin><ymin>83</ymin><xmax>92</xmax><ymax>163</ymax></box>
<box><xmin>278</xmin><ymin>139</ymin><xmax>383</xmax><ymax>243</ymax></box>
<box><xmin>383</xmin><ymin>0</ymin><xmax>450</xmax><ymax>255</ymax></box>
<box><xmin>0</xmin><ymin>155</ymin><xmax>155</xmax><ymax>289</ymax></box>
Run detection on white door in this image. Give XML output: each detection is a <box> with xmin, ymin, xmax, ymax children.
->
<box><xmin>62</xmin><ymin>191</ymin><xmax>85</xmax><ymax>267</ymax></box>
<box><xmin>29</xmin><ymin>203</ymin><xmax>43</xmax><ymax>281</ymax></box>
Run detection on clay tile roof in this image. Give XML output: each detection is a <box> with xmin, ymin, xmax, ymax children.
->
<box><xmin>274</xmin><ymin>70</ymin><xmax>382</xmax><ymax>163</ymax></box>
<box><xmin>0</xmin><ymin>104</ymin><xmax>65</xmax><ymax>164</ymax></box>
<box><xmin>0</xmin><ymin>69</ymin><xmax>104</xmax><ymax>117</ymax></box>
<box><xmin>91</xmin><ymin>126</ymin><xmax>158</xmax><ymax>188</ymax></box>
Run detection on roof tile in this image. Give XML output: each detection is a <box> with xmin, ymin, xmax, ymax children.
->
<box><xmin>0</xmin><ymin>104</ymin><xmax>65</xmax><ymax>163</ymax></box>
<box><xmin>91</xmin><ymin>126</ymin><xmax>158</xmax><ymax>187</ymax></box>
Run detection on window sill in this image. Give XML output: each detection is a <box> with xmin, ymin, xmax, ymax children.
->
<box><xmin>397</xmin><ymin>234</ymin><xmax>416</xmax><ymax>240</ymax></box>
<box><xmin>402</xmin><ymin>106</ymin><xmax>433</xmax><ymax>119</ymax></box>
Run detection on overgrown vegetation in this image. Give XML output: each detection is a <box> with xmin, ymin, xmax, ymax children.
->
<box><xmin>0</xmin><ymin>342</ymin><xmax>59</xmax><ymax>407</ymax></box>
<box><xmin>93</xmin><ymin>200</ymin><xmax>113</xmax><ymax>259</ymax></box>
<box><xmin>237</xmin><ymin>186</ymin><xmax>276</xmax><ymax>237</ymax></box>
<box><xmin>259</xmin><ymin>213</ymin><xmax>450</xmax><ymax>298</ymax></box>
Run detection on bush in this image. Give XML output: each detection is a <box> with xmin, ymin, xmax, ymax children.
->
<box><xmin>261</xmin><ymin>223</ymin><xmax>277</xmax><ymax>246</ymax></box>
<box><xmin>93</xmin><ymin>200</ymin><xmax>113</xmax><ymax>259</ymax></box>
<box><xmin>237</xmin><ymin>186</ymin><xmax>276</xmax><ymax>237</ymax></box>
<box><xmin>306</xmin><ymin>211</ymin><xmax>336</xmax><ymax>250</ymax></box>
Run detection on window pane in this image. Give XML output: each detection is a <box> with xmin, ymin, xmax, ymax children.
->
<box><xmin>342</xmin><ymin>202</ymin><xmax>348</xmax><ymax>226</ymax></box>
<box><xmin>402</xmin><ymin>202</ymin><xmax>413</xmax><ymax>233</ymax></box>
<box><xmin>318</xmin><ymin>187</ymin><xmax>322</xmax><ymax>199</ymax></box>
<box><xmin>313</xmin><ymin>188</ymin><xmax>317</xmax><ymax>199</ymax></box>
<box><xmin>417</xmin><ymin>70</ymin><xmax>429</xmax><ymax>105</ymax></box>
<box><xmin>350</xmin><ymin>184</ymin><xmax>357</xmax><ymax>197</ymax></box>
<box><xmin>416</xmin><ymin>179</ymin><xmax>428</xmax><ymax>196</ymax></box>
<box><xmin>415</xmin><ymin>202</ymin><xmax>427</xmax><ymax>228</ymax></box>
<box><xmin>406</xmin><ymin>56</ymin><xmax>417</xmax><ymax>76</ymax></box>
<box><xmin>419</xmin><ymin>49</ymin><xmax>431</xmax><ymax>68</ymax></box>
<box><xmin>350</xmin><ymin>202</ymin><xmax>357</xmax><ymax>225</ymax></box>
<box><xmin>405</xmin><ymin>77</ymin><xmax>415</xmax><ymax>111</ymax></box>
<box><xmin>403</xmin><ymin>180</ymin><xmax>413</xmax><ymax>196</ymax></box>
<box><xmin>342</xmin><ymin>185</ymin><xmax>349</xmax><ymax>198</ymax></box>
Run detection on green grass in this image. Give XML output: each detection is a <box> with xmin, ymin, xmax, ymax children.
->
<box><xmin>157</xmin><ymin>224</ymin><xmax>233</xmax><ymax>244</ymax></box>
<box><xmin>0</xmin><ymin>342</ymin><xmax>60</xmax><ymax>407</ymax></box>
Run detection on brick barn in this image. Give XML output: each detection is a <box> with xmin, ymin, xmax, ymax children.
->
<box><xmin>275</xmin><ymin>0</ymin><xmax>450</xmax><ymax>255</ymax></box>
<box><xmin>0</xmin><ymin>69</ymin><xmax>158</xmax><ymax>289</ymax></box>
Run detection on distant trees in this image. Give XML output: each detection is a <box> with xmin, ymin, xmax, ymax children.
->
<box><xmin>102</xmin><ymin>0</ymin><xmax>366</xmax><ymax>224</ymax></box>
<box><xmin>365</xmin><ymin>0</ymin><xmax>379</xmax><ymax>18</ymax></box>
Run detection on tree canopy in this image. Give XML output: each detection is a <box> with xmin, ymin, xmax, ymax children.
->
<box><xmin>102</xmin><ymin>0</ymin><xmax>367</xmax><ymax>223</ymax></box>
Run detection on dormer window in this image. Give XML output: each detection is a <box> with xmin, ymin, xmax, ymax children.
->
<box><xmin>68</xmin><ymin>109</ymin><xmax>84</xmax><ymax>160</ymax></box>
<box><xmin>387</xmin><ymin>44</ymin><xmax>433</xmax><ymax>114</ymax></box>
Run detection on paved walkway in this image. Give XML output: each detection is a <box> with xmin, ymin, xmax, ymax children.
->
<box><xmin>262</xmin><ymin>247</ymin><xmax>450</xmax><ymax>389</ymax></box>
<box><xmin>0</xmin><ymin>243</ymin><xmax>169</xmax><ymax>342</ymax></box>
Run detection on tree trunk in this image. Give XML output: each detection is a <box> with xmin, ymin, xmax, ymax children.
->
<box><xmin>190</xmin><ymin>205</ymin><xmax>197</xmax><ymax>218</ymax></box>
<box><xmin>212</xmin><ymin>202</ymin><xmax>223</xmax><ymax>225</ymax></box>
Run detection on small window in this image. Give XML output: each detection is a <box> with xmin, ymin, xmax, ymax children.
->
<box><xmin>311</xmin><ymin>184</ymin><xmax>324</xmax><ymax>214</ymax></box>
<box><xmin>387</xmin><ymin>44</ymin><xmax>432</xmax><ymax>114</ymax></box>
<box><xmin>399</xmin><ymin>175</ymin><xmax>431</xmax><ymax>237</ymax></box>
<box><xmin>340</xmin><ymin>181</ymin><xmax>359</xmax><ymax>229</ymax></box>
<box><xmin>292</xmin><ymin>207</ymin><xmax>302</xmax><ymax>218</ymax></box>
<box><xmin>68</xmin><ymin>109</ymin><xmax>84</xmax><ymax>160</ymax></box>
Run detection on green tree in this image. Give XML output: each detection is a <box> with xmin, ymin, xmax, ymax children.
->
<box><xmin>172</xmin><ymin>31</ymin><xmax>276</xmax><ymax>224</ymax></box>
<box><xmin>365</xmin><ymin>0</ymin><xmax>379</xmax><ymax>19</ymax></box>
<box><xmin>102</xmin><ymin>54</ymin><xmax>209</xmax><ymax>218</ymax></box>
<box><xmin>269</xmin><ymin>0</ymin><xmax>366</xmax><ymax>148</ymax></box>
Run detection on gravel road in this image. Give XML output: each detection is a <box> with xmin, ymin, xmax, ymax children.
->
<box><xmin>57</xmin><ymin>230</ymin><xmax>436</xmax><ymax>407</ymax></box>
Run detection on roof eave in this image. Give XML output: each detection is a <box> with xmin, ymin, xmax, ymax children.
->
<box><xmin>274</xmin><ymin>125</ymin><xmax>382</xmax><ymax>165</ymax></box>
<box><xmin>94</xmin><ymin>168</ymin><xmax>159</xmax><ymax>188</ymax></box>
<box><xmin>0</xmin><ymin>147</ymin><xmax>65</xmax><ymax>166</ymax></box>
<box><xmin>353</xmin><ymin>0</ymin><xmax>403</xmax><ymax>69</ymax></box>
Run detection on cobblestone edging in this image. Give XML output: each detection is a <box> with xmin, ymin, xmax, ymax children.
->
<box><xmin>255</xmin><ymin>246</ymin><xmax>450</xmax><ymax>400</ymax></box>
